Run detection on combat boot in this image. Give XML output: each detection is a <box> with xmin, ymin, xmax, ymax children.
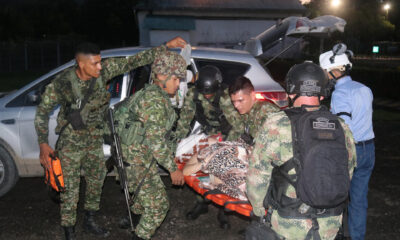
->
<box><xmin>132</xmin><ymin>232</ymin><xmax>145</xmax><ymax>240</ymax></box>
<box><xmin>63</xmin><ymin>226</ymin><xmax>76</xmax><ymax>240</ymax></box>
<box><xmin>186</xmin><ymin>201</ymin><xmax>208</xmax><ymax>220</ymax></box>
<box><xmin>118</xmin><ymin>213</ymin><xmax>141</xmax><ymax>229</ymax></box>
<box><xmin>83</xmin><ymin>210</ymin><xmax>110</xmax><ymax>237</ymax></box>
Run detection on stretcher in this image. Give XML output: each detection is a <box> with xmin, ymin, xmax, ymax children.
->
<box><xmin>177</xmin><ymin>160</ymin><xmax>254</xmax><ymax>217</ymax></box>
<box><xmin>174</xmin><ymin>125</ymin><xmax>266</xmax><ymax>218</ymax></box>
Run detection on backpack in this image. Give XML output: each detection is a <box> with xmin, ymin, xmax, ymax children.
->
<box><xmin>266</xmin><ymin>106</ymin><xmax>350</xmax><ymax>218</ymax></box>
<box><xmin>112</xmin><ymin>90</ymin><xmax>147</xmax><ymax>146</ymax></box>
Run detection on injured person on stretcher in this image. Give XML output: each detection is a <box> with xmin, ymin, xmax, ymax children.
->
<box><xmin>183</xmin><ymin>136</ymin><xmax>252</xmax><ymax>201</ymax></box>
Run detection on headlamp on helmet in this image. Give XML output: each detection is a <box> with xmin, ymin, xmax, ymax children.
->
<box><xmin>319</xmin><ymin>43</ymin><xmax>353</xmax><ymax>72</ymax></box>
<box><xmin>285</xmin><ymin>62</ymin><xmax>330</xmax><ymax>98</ymax></box>
<box><xmin>195</xmin><ymin>65</ymin><xmax>222</xmax><ymax>95</ymax></box>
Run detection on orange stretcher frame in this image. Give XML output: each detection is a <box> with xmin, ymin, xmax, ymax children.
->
<box><xmin>176</xmin><ymin>162</ymin><xmax>254</xmax><ymax>217</ymax></box>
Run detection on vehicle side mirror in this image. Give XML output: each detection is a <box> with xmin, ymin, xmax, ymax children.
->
<box><xmin>26</xmin><ymin>90</ymin><xmax>40</xmax><ymax>105</ymax></box>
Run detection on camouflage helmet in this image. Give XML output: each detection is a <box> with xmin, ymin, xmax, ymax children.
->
<box><xmin>151</xmin><ymin>51</ymin><xmax>187</xmax><ymax>80</ymax></box>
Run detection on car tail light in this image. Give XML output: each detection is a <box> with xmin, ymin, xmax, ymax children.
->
<box><xmin>296</xmin><ymin>20</ymin><xmax>305</xmax><ymax>29</ymax></box>
<box><xmin>255</xmin><ymin>91</ymin><xmax>288</xmax><ymax>109</ymax></box>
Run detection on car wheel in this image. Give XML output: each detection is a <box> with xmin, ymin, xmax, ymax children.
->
<box><xmin>0</xmin><ymin>145</ymin><xmax>19</xmax><ymax>198</ymax></box>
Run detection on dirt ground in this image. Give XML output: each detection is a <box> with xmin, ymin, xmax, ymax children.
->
<box><xmin>1</xmin><ymin>109</ymin><xmax>400</xmax><ymax>240</ymax></box>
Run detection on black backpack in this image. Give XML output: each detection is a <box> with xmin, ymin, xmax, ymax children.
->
<box><xmin>266</xmin><ymin>106</ymin><xmax>350</xmax><ymax>218</ymax></box>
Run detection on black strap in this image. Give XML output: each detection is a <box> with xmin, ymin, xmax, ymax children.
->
<box><xmin>193</xmin><ymin>90</ymin><xmax>212</xmax><ymax>129</ymax></box>
<box><xmin>131</xmin><ymin>157</ymin><xmax>156</xmax><ymax>202</ymax></box>
<box><xmin>223</xmin><ymin>200</ymin><xmax>250</xmax><ymax>209</ymax></box>
<box><xmin>305</xmin><ymin>218</ymin><xmax>321</xmax><ymax>240</ymax></box>
<box><xmin>203</xmin><ymin>189</ymin><xmax>224</xmax><ymax>198</ymax></box>
<box><xmin>79</xmin><ymin>77</ymin><xmax>97</xmax><ymax>111</ymax></box>
<box><xmin>342</xmin><ymin>204</ymin><xmax>350</xmax><ymax>237</ymax></box>
<box><xmin>336</xmin><ymin>112</ymin><xmax>352</xmax><ymax>118</ymax></box>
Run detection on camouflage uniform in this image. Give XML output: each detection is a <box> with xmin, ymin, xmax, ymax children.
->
<box><xmin>227</xmin><ymin>101</ymin><xmax>280</xmax><ymax>141</ymax></box>
<box><xmin>175</xmin><ymin>87</ymin><xmax>241</xmax><ymax>140</ymax></box>
<box><xmin>246</xmin><ymin>109</ymin><xmax>357</xmax><ymax>240</ymax></box>
<box><xmin>34</xmin><ymin>45</ymin><xmax>168</xmax><ymax>227</ymax></box>
<box><xmin>118</xmin><ymin>51</ymin><xmax>186</xmax><ymax>239</ymax></box>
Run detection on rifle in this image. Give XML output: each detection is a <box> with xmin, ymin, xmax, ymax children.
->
<box><xmin>107</xmin><ymin>107</ymin><xmax>135</xmax><ymax>232</ymax></box>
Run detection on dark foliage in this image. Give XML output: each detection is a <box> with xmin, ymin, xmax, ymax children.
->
<box><xmin>0</xmin><ymin>0</ymin><xmax>139</xmax><ymax>48</ymax></box>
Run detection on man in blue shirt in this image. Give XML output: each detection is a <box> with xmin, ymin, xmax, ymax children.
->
<box><xmin>320</xmin><ymin>44</ymin><xmax>375</xmax><ymax>240</ymax></box>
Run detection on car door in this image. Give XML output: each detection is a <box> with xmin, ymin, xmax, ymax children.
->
<box><xmin>6</xmin><ymin>72</ymin><xmax>62</xmax><ymax>176</ymax></box>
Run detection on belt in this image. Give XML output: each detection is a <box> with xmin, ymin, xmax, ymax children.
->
<box><xmin>355</xmin><ymin>139</ymin><xmax>374</xmax><ymax>146</ymax></box>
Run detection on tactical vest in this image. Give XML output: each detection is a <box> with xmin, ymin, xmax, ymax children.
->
<box><xmin>56</xmin><ymin>69</ymin><xmax>110</xmax><ymax>132</ymax></box>
<box><xmin>192</xmin><ymin>88</ymin><xmax>231</xmax><ymax>136</ymax></box>
<box><xmin>265</xmin><ymin>106</ymin><xmax>350</xmax><ymax>240</ymax></box>
<box><xmin>114</xmin><ymin>84</ymin><xmax>177</xmax><ymax>147</ymax></box>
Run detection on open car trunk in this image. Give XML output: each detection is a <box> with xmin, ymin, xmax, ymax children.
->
<box><xmin>244</xmin><ymin>15</ymin><xmax>346</xmax><ymax>57</ymax></box>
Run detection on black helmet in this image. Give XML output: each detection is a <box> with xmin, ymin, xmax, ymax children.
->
<box><xmin>285</xmin><ymin>62</ymin><xmax>330</xmax><ymax>97</ymax></box>
<box><xmin>195</xmin><ymin>65</ymin><xmax>222</xmax><ymax>94</ymax></box>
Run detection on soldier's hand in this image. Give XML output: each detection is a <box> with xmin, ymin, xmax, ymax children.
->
<box><xmin>166</xmin><ymin>37</ymin><xmax>187</xmax><ymax>49</ymax></box>
<box><xmin>39</xmin><ymin>143</ymin><xmax>54</xmax><ymax>169</ymax></box>
<box><xmin>170</xmin><ymin>169</ymin><xmax>185</xmax><ymax>185</ymax></box>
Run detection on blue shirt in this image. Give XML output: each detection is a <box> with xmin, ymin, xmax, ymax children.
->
<box><xmin>330</xmin><ymin>76</ymin><xmax>374</xmax><ymax>142</ymax></box>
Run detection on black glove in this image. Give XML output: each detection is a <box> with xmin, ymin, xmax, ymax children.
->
<box><xmin>240</xmin><ymin>132</ymin><xmax>254</xmax><ymax>145</ymax></box>
<box><xmin>220</xmin><ymin>123</ymin><xmax>232</xmax><ymax>136</ymax></box>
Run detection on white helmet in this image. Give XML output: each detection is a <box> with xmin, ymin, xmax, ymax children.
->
<box><xmin>319</xmin><ymin>43</ymin><xmax>352</xmax><ymax>71</ymax></box>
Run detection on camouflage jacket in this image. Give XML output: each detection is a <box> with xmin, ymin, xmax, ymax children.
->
<box><xmin>123</xmin><ymin>84</ymin><xmax>178</xmax><ymax>173</ymax></box>
<box><xmin>175</xmin><ymin>86</ymin><xmax>241</xmax><ymax>140</ymax></box>
<box><xmin>227</xmin><ymin>101</ymin><xmax>280</xmax><ymax>141</ymax></box>
<box><xmin>34</xmin><ymin>45</ymin><xmax>167</xmax><ymax>145</ymax></box>
<box><xmin>246</xmin><ymin>108</ymin><xmax>356</xmax><ymax>239</ymax></box>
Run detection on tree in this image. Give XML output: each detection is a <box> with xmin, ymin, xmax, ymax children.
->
<box><xmin>304</xmin><ymin>0</ymin><xmax>396</xmax><ymax>53</ymax></box>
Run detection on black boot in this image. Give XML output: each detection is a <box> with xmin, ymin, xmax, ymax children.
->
<box><xmin>186</xmin><ymin>201</ymin><xmax>208</xmax><ymax>220</ymax></box>
<box><xmin>63</xmin><ymin>226</ymin><xmax>76</xmax><ymax>240</ymax></box>
<box><xmin>132</xmin><ymin>232</ymin><xmax>145</xmax><ymax>240</ymax></box>
<box><xmin>217</xmin><ymin>208</ymin><xmax>231</xmax><ymax>229</ymax></box>
<box><xmin>83</xmin><ymin>210</ymin><xmax>110</xmax><ymax>237</ymax></box>
<box><xmin>119</xmin><ymin>213</ymin><xmax>141</xmax><ymax>229</ymax></box>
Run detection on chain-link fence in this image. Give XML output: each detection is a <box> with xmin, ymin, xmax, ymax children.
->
<box><xmin>0</xmin><ymin>41</ymin><xmax>78</xmax><ymax>72</ymax></box>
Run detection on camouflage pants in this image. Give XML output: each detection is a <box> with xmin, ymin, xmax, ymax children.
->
<box><xmin>126</xmin><ymin>163</ymin><xmax>169</xmax><ymax>240</ymax></box>
<box><xmin>57</xmin><ymin>130</ymin><xmax>107</xmax><ymax>227</ymax></box>
<box><xmin>271</xmin><ymin>212</ymin><xmax>342</xmax><ymax>240</ymax></box>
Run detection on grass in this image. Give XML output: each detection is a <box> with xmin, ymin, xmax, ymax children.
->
<box><xmin>0</xmin><ymin>71</ymin><xmax>46</xmax><ymax>92</ymax></box>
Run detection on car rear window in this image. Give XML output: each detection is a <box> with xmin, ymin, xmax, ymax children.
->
<box><xmin>194</xmin><ymin>59</ymin><xmax>250</xmax><ymax>86</ymax></box>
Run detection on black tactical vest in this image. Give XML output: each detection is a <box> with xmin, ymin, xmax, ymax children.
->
<box><xmin>191</xmin><ymin>88</ymin><xmax>231</xmax><ymax>136</ymax></box>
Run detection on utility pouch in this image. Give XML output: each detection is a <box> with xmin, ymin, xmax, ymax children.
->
<box><xmin>245</xmin><ymin>219</ymin><xmax>280</xmax><ymax>240</ymax></box>
<box><xmin>66</xmin><ymin>110</ymin><xmax>86</xmax><ymax>130</ymax></box>
<box><xmin>120</xmin><ymin>121</ymin><xmax>145</xmax><ymax>146</ymax></box>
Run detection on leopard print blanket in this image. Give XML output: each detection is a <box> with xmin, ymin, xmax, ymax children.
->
<box><xmin>197</xmin><ymin>139</ymin><xmax>252</xmax><ymax>200</ymax></box>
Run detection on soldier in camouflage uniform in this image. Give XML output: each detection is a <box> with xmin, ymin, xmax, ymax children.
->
<box><xmin>246</xmin><ymin>63</ymin><xmax>357</xmax><ymax>240</ymax></box>
<box><xmin>175</xmin><ymin>65</ymin><xmax>240</xmax><ymax>141</ymax></box>
<box><xmin>184</xmin><ymin>76</ymin><xmax>280</xmax><ymax>224</ymax></box>
<box><xmin>228</xmin><ymin>76</ymin><xmax>280</xmax><ymax>143</ymax></box>
<box><xmin>34</xmin><ymin>38</ymin><xmax>186</xmax><ymax>240</ymax></box>
<box><xmin>117</xmin><ymin>51</ymin><xmax>186</xmax><ymax>240</ymax></box>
